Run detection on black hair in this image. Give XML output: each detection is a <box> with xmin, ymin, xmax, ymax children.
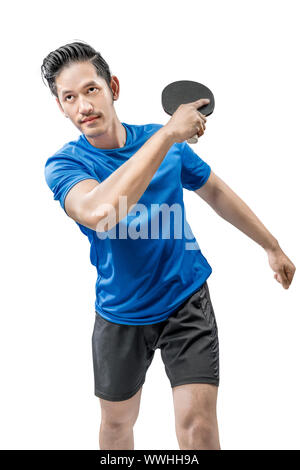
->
<box><xmin>41</xmin><ymin>40</ymin><xmax>113</xmax><ymax>99</ymax></box>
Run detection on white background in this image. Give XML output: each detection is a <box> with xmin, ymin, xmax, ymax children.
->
<box><xmin>0</xmin><ymin>0</ymin><xmax>299</xmax><ymax>450</ymax></box>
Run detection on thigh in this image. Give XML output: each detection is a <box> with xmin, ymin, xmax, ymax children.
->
<box><xmin>99</xmin><ymin>386</ymin><xmax>143</xmax><ymax>426</ymax></box>
<box><xmin>172</xmin><ymin>383</ymin><xmax>218</xmax><ymax>428</ymax></box>
<box><xmin>158</xmin><ymin>281</ymin><xmax>219</xmax><ymax>387</ymax></box>
<box><xmin>92</xmin><ymin>313</ymin><xmax>154</xmax><ymax>402</ymax></box>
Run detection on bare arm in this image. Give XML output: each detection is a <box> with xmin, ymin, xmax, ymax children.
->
<box><xmin>65</xmin><ymin>98</ymin><xmax>208</xmax><ymax>232</ymax></box>
<box><xmin>79</xmin><ymin>126</ymin><xmax>175</xmax><ymax>231</ymax></box>
<box><xmin>64</xmin><ymin>127</ymin><xmax>175</xmax><ymax>230</ymax></box>
<box><xmin>195</xmin><ymin>171</ymin><xmax>296</xmax><ymax>289</ymax></box>
<box><xmin>195</xmin><ymin>171</ymin><xmax>279</xmax><ymax>251</ymax></box>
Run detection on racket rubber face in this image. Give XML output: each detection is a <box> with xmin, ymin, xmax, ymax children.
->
<box><xmin>162</xmin><ymin>80</ymin><xmax>215</xmax><ymax>117</ymax></box>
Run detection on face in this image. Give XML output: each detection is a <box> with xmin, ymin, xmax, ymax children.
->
<box><xmin>55</xmin><ymin>61</ymin><xmax>120</xmax><ymax>137</ymax></box>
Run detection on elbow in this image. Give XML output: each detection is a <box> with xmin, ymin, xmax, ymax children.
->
<box><xmin>90</xmin><ymin>204</ymin><xmax>118</xmax><ymax>233</ymax></box>
<box><xmin>90</xmin><ymin>211</ymin><xmax>109</xmax><ymax>233</ymax></box>
<box><xmin>90</xmin><ymin>216</ymin><xmax>108</xmax><ymax>233</ymax></box>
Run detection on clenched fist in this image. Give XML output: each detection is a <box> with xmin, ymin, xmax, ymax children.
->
<box><xmin>164</xmin><ymin>98</ymin><xmax>210</xmax><ymax>143</ymax></box>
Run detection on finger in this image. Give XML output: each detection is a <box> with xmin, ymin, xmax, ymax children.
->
<box><xmin>275</xmin><ymin>271</ymin><xmax>284</xmax><ymax>285</ymax></box>
<box><xmin>196</xmin><ymin>125</ymin><xmax>203</xmax><ymax>138</ymax></box>
<box><xmin>193</xmin><ymin>98</ymin><xmax>210</xmax><ymax>109</ymax></box>
<box><xmin>278</xmin><ymin>270</ymin><xmax>290</xmax><ymax>288</ymax></box>
<box><xmin>283</xmin><ymin>273</ymin><xmax>290</xmax><ymax>287</ymax></box>
<box><xmin>278</xmin><ymin>267</ymin><xmax>288</xmax><ymax>282</ymax></box>
<box><xmin>285</xmin><ymin>265</ymin><xmax>295</xmax><ymax>282</ymax></box>
<box><xmin>199</xmin><ymin>121</ymin><xmax>205</xmax><ymax>135</ymax></box>
<box><xmin>199</xmin><ymin>112</ymin><xmax>207</xmax><ymax>122</ymax></box>
<box><xmin>199</xmin><ymin>115</ymin><xmax>206</xmax><ymax>127</ymax></box>
<box><xmin>274</xmin><ymin>273</ymin><xmax>281</xmax><ymax>283</ymax></box>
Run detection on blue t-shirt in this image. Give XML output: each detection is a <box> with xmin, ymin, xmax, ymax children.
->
<box><xmin>44</xmin><ymin>122</ymin><xmax>212</xmax><ymax>325</ymax></box>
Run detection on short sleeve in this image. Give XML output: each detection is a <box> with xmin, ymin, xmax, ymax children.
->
<box><xmin>44</xmin><ymin>154</ymin><xmax>100</xmax><ymax>213</ymax></box>
<box><xmin>180</xmin><ymin>141</ymin><xmax>211</xmax><ymax>191</ymax></box>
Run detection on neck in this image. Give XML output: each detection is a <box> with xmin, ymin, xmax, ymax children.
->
<box><xmin>84</xmin><ymin>117</ymin><xmax>127</xmax><ymax>149</ymax></box>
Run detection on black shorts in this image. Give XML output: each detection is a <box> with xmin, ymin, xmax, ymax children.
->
<box><xmin>92</xmin><ymin>281</ymin><xmax>219</xmax><ymax>401</ymax></box>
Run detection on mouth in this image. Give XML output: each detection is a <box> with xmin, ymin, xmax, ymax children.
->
<box><xmin>82</xmin><ymin>116</ymin><xmax>100</xmax><ymax>124</ymax></box>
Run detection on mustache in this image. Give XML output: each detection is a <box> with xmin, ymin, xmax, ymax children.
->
<box><xmin>81</xmin><ymin>114</ymin><xmax>102</xmax><ymax>123</ymax></box>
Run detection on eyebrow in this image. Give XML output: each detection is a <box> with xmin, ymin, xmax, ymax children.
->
<box><xmin>61</xmin><ymin>80</ymin><xmax>100</xmax><ymax>97</ymax></box>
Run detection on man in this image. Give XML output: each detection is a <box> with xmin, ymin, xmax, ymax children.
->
<box><xmin>41</xmin><ymin>41</ymin><xmax>296</xmax><ymax>450</ymax></box>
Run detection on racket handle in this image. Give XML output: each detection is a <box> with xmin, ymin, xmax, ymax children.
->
<box><xmin>187</xmin><ymin>134</ymin><xmax>198</xmax><ymax>144</ymax></box>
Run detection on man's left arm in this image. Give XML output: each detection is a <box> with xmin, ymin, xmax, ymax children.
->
<box><xmin>195</xmin><ymin>170</ymin><xmax>296</xmax><ymax>289</ymax></box>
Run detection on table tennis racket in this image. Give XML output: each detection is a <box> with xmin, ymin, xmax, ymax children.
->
<box><xmin>161</xmin><ymin>80</ymin><xmax>215</xmax><ymax>144</ymax></box>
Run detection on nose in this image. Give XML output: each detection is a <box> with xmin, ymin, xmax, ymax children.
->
<box><xmin>78</xmin><ymin>96</ymin><xmax>93</xmax><ymax>115</ymax></box>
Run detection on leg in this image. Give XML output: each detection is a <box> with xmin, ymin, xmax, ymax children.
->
<box><xmin>98</xmin><ymin>386</ymin><xmax>143</xmax><ymax>450</ymax></box>
<box><xmin>158</xmin><ymin>283</ymin><xmax>220</xmax><ymax>448</ymax></box>
<box><xmin>172</xmin><ymin>383</ymin><xmax>220</xmax><ymax>450</ymax></box>
<box><xmin>92</xmin><ymin>312</ymin><xmax>155</xmax><ymax>449</ymax></box>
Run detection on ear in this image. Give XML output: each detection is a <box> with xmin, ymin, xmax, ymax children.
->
<box><xmin>110</xmin><ymin>75</ymin><xmax>120</xmax><ymax>101</ymax></box>
<box><xmin>56</xmin><ymin>97</ymin><xmax>67</xmax><ymax>116</ymax></box>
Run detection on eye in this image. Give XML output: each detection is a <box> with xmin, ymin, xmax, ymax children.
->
<box><xmin>64</xmin><ymin>87</ymin><xmax>98</xmax><ymax>102</ymax></box>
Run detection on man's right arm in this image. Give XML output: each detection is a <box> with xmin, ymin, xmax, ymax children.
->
<box><xmin>65</xmin><ymin>98</ymin><xmax>209</xmax><ymax>232</ymax></box>
<box><xmin>65</xmin><ymin>126</ymin><xmax>176</xmax><ymax>232</ymax></box>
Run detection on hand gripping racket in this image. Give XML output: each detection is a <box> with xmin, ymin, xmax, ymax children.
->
<box><xmin>161</xmin><ymin>80</ymin><xmax>215</xmax><ymax>144</ymax></box>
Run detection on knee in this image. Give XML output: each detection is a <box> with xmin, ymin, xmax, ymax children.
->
<box><xmin>190</xmin><ymin>419</ymin><xmax>215</xmax><ymax>447</ymax></box>
<box><xmin>101</xmin><ymin>419</ymin><xmax>134</xmax><ymax>434</ymax></box>
<box><xmin>101</xmin><ymin>411</ymin><xmax>138</xmax><ymax>430</ymax></box>
<box><xmin>177</xmin><ymin>417</ymin><xmax>217</xmax><ymax>450</ymax></box>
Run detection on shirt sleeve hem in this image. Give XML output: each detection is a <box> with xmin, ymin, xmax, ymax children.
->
<box><xmin>184</xmin><ymin>165</ymin><xmax>212</xmax><ymax>191</ymax></box>
<box><xmin>60</xmin><ymin>176</ymin><xmax>101</xmax><ymax>214</ymax></box>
